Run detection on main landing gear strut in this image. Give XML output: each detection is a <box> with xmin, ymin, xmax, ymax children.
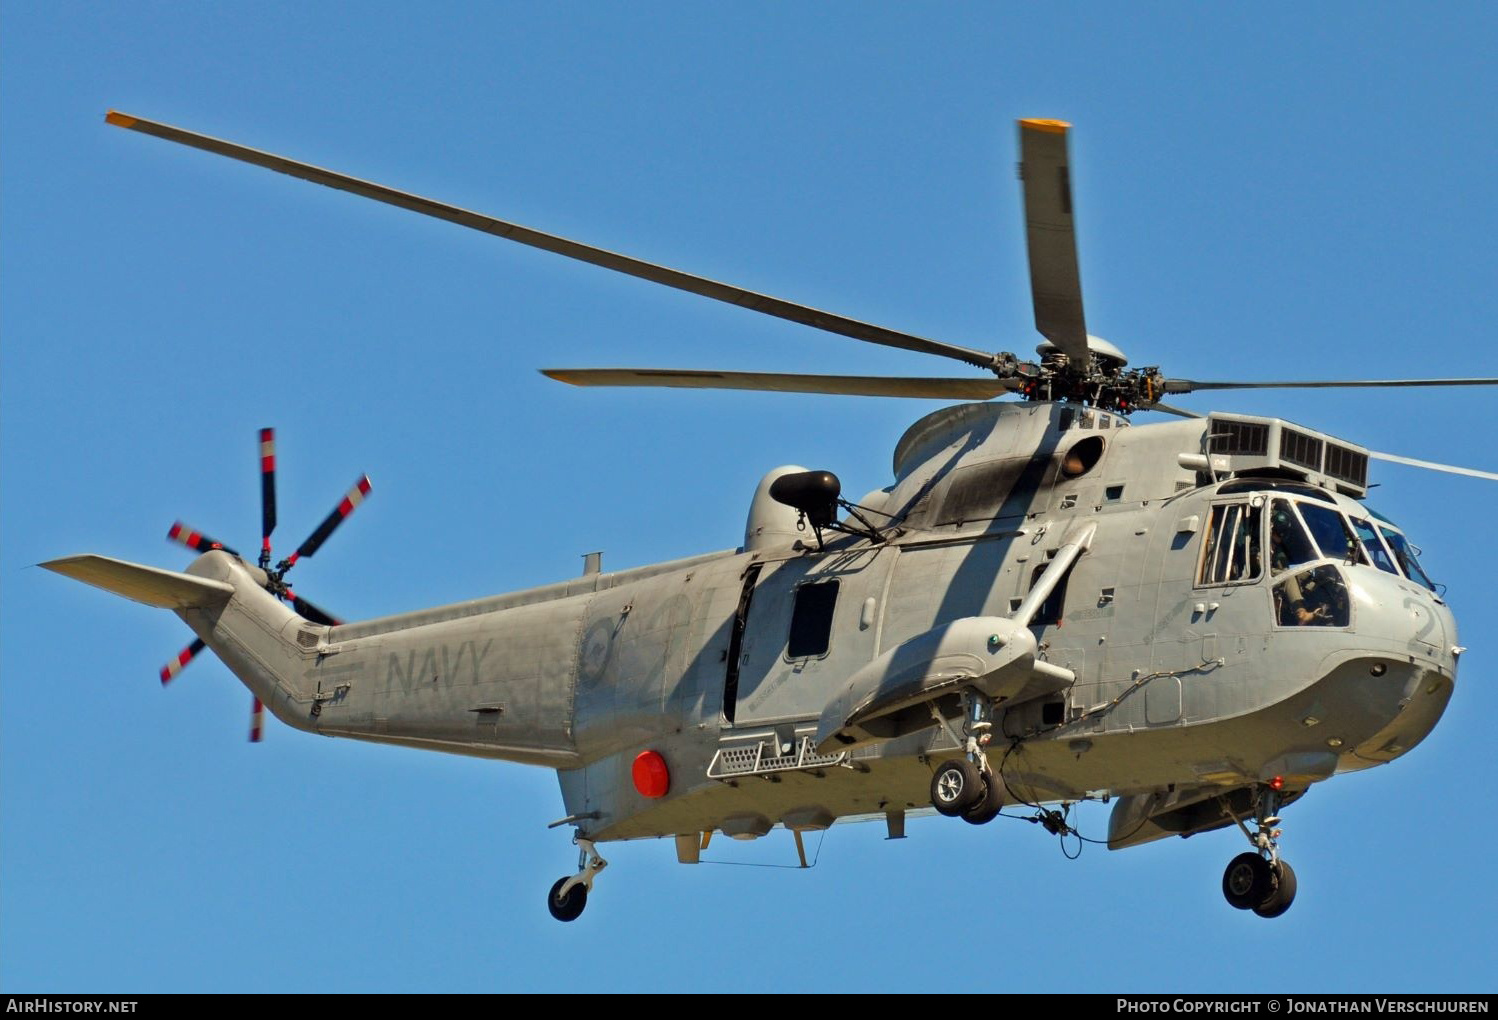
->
<box><xmin>929</xmin><ymin>689</ymin><xmax>1005</xmax><ymax>826</ymax></box>
<box><xmin>1220</xmin><ymin>785</ymin><xmax>1297</xmax><ymax>918</ymax></box>
<box><xmin>547</xmin><ymin>838</ymin><xmax>608</xmax><ymax>922</ymax></box>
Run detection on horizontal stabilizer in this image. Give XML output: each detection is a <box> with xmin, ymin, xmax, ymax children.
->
<box><xmin>41</xmin><ymin>554</ymin><xmax>235</xmax><ymax>610</ymax></box>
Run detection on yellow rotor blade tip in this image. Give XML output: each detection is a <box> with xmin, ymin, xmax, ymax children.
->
<box><xmin>105</xmin><ymin>110</ymin><xmax>138</xmax><ymax>128</ymax></box>
<box><xmin>1019</xmin><ymin>118</ymin><xmax>1071</xmax><ymax>134</ymax></box>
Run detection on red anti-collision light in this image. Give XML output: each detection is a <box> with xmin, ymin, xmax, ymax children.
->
<box><xmin>1269</xmin><ymin>775</ymin><xmax>1285</xmax><ymax>791</ymax></box>
<box><xmin>632</xmin><ymin>750</ymin><xmax>670</xmax><ymax>798</ymax></box>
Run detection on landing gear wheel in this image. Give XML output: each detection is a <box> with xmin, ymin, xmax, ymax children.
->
<box><xmin>1253</xmin><ymin>860</ymin><xmax>1298</xmax><ymax>918</ymax></box>
<box><xmin>1222</xmin><ymin>852</ymin><xmax>1274</xmax><ymax>910</ymax></box>
<box><xmin>931</xmin><ymin>758</ymin><xmax>984</xmax><ymax>817</ymax></box>
<box><xmin>547</xmin><ymin>877</ymin><xmax>588</xmax><ymax>922</ymax></box>
<box><xmin>961</xmin><ymin>771</ymin><xmax>1006</xmax><ymax>826</ymax></box>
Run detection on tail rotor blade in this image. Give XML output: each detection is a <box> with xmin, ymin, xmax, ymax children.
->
<box><xmin>259</xmin><ymin>428</ymin><xmax>277</xmax><ymax>560</ymax></box>
<box><xmin>159</xmin><ymin>637</ymin><xmax>206</xmax><ymax>685</ymax></box>
<box><xmin>282</xmin><ymin>475</ymin><xmax>372</xmax><ymax>570</ymax></box>
<box><xmin>249</xmin><ymin>697</ymin><xmax>264</xmax><ymax>743</ymax></box>
<box><xmin>167</xmin><ymin>522</ymin><xmax>239</xmax><ymax>558</ymax></box>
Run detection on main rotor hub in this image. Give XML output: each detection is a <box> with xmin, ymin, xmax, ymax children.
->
<box><xmin>1036</xmin><ymin>335</ymin><xmax>1129</xmax><ymax>371</ymax></box>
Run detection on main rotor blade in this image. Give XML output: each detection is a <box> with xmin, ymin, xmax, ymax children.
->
<box><xmin>282</xmin><ymin>475</ymin><xmax>372</xmax><ymax>570</ymax></box>
<box><xmin>1163</xmin><ymin>377</ymin><xmax>1498</xmax><ymax>394</ymax></box>
<box><xmin>106</xmin><ymin>111</ymin><xmax>1003</xmax><ymax>373</ymax></box>
<box><xmin>286</xmin><ymin>591</ymin><xmax>343</xmax><ymax>627</ymax></box>
<box><xmin>1147</xmin><ymin>402</ymin><xmax>1204</xmax><ymax>419</ymax></box>
<box><xmin>1370</xmin><ymin>450</ymin><xmax>1498</xmax><ymax>481</ymax></box>
<box><xmin>1018</xmin><ymin>119</ymin><xmax>1090</xmax><ymax>368</ymax></box>
<box><xmin>542</xmin><ymin>368</ymin><xmax>1022</xmax><ymax>399</ymax></box>
<box><xmin>259</xmin><ymin>427</ymin><xmax>277</xmax><ymax>557</ymax></box>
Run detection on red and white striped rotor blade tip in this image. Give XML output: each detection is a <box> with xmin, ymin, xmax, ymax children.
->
<box><xmin>167</xmin><ymin>521</ymin><xmax>238</xmax><ymax>557</ymax></box>
<box><xmin>284</xmin><ymin>474</ymin><xmax>372</xmax><ymax>568</ymax></box>
<box><xmin>260</xmin><ymin>427</ymin><xmax>277</xmax><ymax>555</ymax></box>
<box><xmin>160</xmin><ymin>637</ymin><xmax>206</xmax><ymax>686</ymax></box>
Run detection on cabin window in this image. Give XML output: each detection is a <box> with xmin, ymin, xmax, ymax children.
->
<box><xmin>787</xmin><ymin>580</ymin><xmax>839</xmax><ymax>658</ymax></box>
<box><xmin>1198</xmin><ymin>502</ymin><xmax>1263</xmax><ymax>585</ymax></box>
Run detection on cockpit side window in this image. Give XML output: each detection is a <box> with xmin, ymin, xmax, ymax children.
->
<box><xmin>1350</xmin><ymin>517</ymin><xmax>1398</xmax><ymax>574</ymax></box>
<box><xmin>1274</xmin><ymin>564</ymin><xmax>1351</xmax><ymax>627</ymax></box>
<box><xmin>1365</xmin><ymin>506</ymin><xmax>1438</xmax><ymax>591</ymax></box>
<box><xmin>1268</xmin><ymin>500</ymin><xmax>1317</xmax><ymax>575</ymax></box>
<box><xmin>1198</xmin><ymin>502</ymin><xmax>1263</xmax><ymax>586</ymax></box>
<box><xmin>1379</xmin><ymin>527</ymin><xmax>1437</xmax><ymax>591</ymax></box>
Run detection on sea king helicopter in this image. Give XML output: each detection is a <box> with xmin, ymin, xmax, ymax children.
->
<box><xmin>46</xmin><ymin>113</ymin><xmax>1497</xmax><ymax>922</ymax></box>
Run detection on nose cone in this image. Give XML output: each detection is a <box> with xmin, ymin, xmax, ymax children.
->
<box><xmin>1337</xmin><ymin>569</ymin><xmax>1458</xmax><ymax>765</ymax></box>
<box><xmin>1348</xmin><ymin>570</ymin><xmax>1453</xmax><ymax>668</ymax></box>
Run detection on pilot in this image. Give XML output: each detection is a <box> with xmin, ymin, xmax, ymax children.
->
<box><xmin>1271</xmin><ymin>511</ymin><xmax>1318</xmax><ymax>625</ymax></box>
<box><xmin>1269</xmin><ymin>506</ymin><xmax>1315</xmax><ymax>575</ymax></box>
<box><xmin>1269</xmin><ymin>509</ymin><xmax>1293</xmax><ymax>573</ymax></box>
<box><xmin>1275</xmin><ymin>569</ymin><xmax>1321</xmax><ymax>626</ymax></box>
<box><xmin>1302</xmin><ymin>566</ymin><xmax>1350</xmax><ymax>626</ymax></box>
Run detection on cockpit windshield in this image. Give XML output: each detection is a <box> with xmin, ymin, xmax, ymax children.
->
<box><xmin>1297</xmin><ymin>502</ymin><xmax>1360</xmax><ymax>565</ymax></box>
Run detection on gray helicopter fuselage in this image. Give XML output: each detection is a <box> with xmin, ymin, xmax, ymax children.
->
<box><xmin>175</xmin><ymin>400</ymin><xmax>1457</xmax><ymax>847</ymax></box>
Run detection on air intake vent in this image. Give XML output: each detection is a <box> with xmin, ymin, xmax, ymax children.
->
<box><xmin>1201</xmin><ymin>413</ymin><xmax>1368</xmax><ymax>498</ymax></box>
<box><xmin>1209</xmin><ymin>420</ymin><xmax>1269</xmax><ymax>456</ymax></box>
<box><xmin>1280</xmin><ymin>428</ymin><xmax>1324</xmax><ymax>471</ymax></box>
<box><xmin>1324</xmin><ymin>444</ymin><xmax>1369</xmax><ymax>488</ymax></box>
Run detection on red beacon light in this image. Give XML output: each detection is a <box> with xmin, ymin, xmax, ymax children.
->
<box><xmin>632</xmin><ymin>750</ymin><xmax>670</xmax><ymax>799</ymax></box>
<box><xmin>1269</xmin><ymin>775</ymin><xmax>1285</xmax><ymax>792</ymax></box>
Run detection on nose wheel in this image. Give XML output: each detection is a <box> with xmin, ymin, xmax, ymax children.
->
<box><xmin>547</xmin><ymin>838</ymin><xmax>608</xmax><ymax>923</ymax></box>
<box><xmin>1219</xmin><ymin>786</ymin><xmax>1298</xmax><ymax>918</ymax></box>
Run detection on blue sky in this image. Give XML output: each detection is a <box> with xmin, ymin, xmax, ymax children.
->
<box><xmin>3</xmin><ymin>2</ymin><xmax>1495</xmax><ymax>993</ymax></box>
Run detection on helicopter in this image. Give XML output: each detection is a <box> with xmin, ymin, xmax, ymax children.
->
<box><xmin>44</xmin><ymin>112</ymin><xmax>1498</xmax><ymax>923</ymax></box>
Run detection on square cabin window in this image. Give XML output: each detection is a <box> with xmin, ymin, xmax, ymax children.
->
<box><xmin>787</xmin><ymin>580</ymin><xmax>840</xmax><ymax>658</ymax></box>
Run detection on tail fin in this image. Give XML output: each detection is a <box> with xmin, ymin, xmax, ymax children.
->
<box><xmin>40</xmin><ymin>554</ymin><xmax>234</xmax><ymax>609</ymax></box>
<box><xmin>45</xmin><ymin>552</ymin><xmax>312</xmax><ymax>739</ymax></box>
